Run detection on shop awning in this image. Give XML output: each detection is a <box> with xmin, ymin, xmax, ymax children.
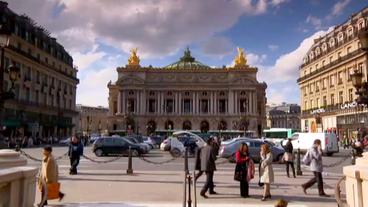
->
<box><xmin>3</xmin><ymin>120</ymin><xmax>21</xmax><ymax>127</ymax></box>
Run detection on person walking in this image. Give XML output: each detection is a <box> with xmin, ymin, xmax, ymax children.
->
<box><xmin>38</xmin><ymin>146</ymin><xmax>64</xmax><ymax>207</ymax></box>
<box><xmin>199</xmin><ymin>137</ymin><xmax>217</xmax><ymax>198</ymax></box>
<box><xmin>301</xmin><ymin>139</ymin><xmax>329</xmax><ymax>197</ymax></box>
<box><xmin>282</xmin><ymin>139</ymin><xmax>296</xmax><ymax>178</ymax></box>
<box><xmin>259</xmin><ymin>144</ymin><xmax>274</xmax><ymax>201</ymax></box>
<box><xmin>68</xmin><ymin>136</ymin><xmax>84</xmax><ymax>175</ymax></box>
<box><xmin>234</xmin><ymin>143</ymin><xmax>255</xmax><ymax>198</ymax></box>
<box><xmin>194</xmin><ymin>146</ymin><xmax>203</xmax><ymax>181</ymax></box>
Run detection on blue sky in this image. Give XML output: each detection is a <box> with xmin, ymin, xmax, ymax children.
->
<box><xmin>8</xmin><ymin>0</ymin><xmax>368</xmax><ymax>107</ymax></box>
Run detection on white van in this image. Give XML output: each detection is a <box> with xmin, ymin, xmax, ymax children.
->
<box><xmin>283</xmin><ymin>133</ymin><xmax>339</xmax><ymax>156</ymax></box>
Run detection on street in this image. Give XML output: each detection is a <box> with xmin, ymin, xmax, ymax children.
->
<box><xmin>20</xmin><ymin>146</ymin><xmax>351</xmax><ymax>207</ymax></box>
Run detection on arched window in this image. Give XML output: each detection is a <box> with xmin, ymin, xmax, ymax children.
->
<box><xmin>322</xmin><ymin>43</ymin><xmax>328</xmax><ymax>52</ymax></box>
<box><xmin>309</xmin><ymin>51</ymin><xmax>314</xmax><ymax>60</ymax></box>
<box><xmin>329</xmin><ymin>38</ymin><xmax>335</xmax><ymax>47</ymax></box>
<box><xmin>357</xmin><ymin>18</ymin><xmax>365</xmax><ymax>30</ymax></box>
<box><xmin>338</xmin><ymin>32</ymin><xmax>344</xmax><ymax>43</ymax></box>
<box><xmin>315</xmin><ymin>47</ymin><xmax>320</xmax><ymax>56</ymax></box>
<box><xmin>347</xmin><ymin>26</ymin><xmax>354</xmax><ymax>37</ymax></box>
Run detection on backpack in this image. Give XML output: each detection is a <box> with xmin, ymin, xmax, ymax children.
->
<box><xmin>303</xmin><ymin>150</ymin><xmax>312</xmax><ymax>166</ymax></box>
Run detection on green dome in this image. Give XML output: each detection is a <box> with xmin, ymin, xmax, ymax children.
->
<box><xmin>165</xmin><ymin>47</ymin><xmax>210</xmax><ymax>69</ymax></box>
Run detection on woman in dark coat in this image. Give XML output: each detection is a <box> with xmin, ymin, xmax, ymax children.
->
<box><xmin>282</xmin><ymin>139</ymin><xmax>296</xmax><ymax>178</ymax></box>
<box><xmin>235</xmin><ymin>143</ymin><xmax>255</xmax><ymax>198</ymax></box>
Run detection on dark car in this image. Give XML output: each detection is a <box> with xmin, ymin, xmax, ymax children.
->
<box><xmin>92</xmin><ymin>137</ymin><xmax>147</xmax><ymax>157</ymax></box>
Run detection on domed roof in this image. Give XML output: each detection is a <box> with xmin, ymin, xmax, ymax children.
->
<box><xmin>165</xmin><ymin>47</ymin><xmax>210</xmax><ymax>69</ymax></box>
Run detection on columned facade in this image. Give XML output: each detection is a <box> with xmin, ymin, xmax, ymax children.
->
<box><xmin>108</xmin><ymin>48</ymin><xmax>267</xmax><ymax>136</ymax></box>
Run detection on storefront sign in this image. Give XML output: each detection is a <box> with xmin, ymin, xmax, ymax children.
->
<box><xmin>310</xmin><ymin>108</ymin><xmax>325</xmax><ymax>115</ymax></box>
<box><xmin>340</xmin><ymin>101</ymin><xmax>357</xmax><ymax>110</ymax></box>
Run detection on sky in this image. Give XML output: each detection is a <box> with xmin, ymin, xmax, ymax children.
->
<box><xmin>7</xmin><ymin>0</ymin><xmax>368</xmax><ymax>107</ymax></box>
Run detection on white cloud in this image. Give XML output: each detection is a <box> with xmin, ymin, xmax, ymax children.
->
<box><xmin>331</xmin><ymin>0</ymin><xmax>351</xmax><ymax>17</ymax></box>
<box><xmin>247</xmin><ymin>53</ymin><xmax>267</xmax><ymax>65</ymax></box>
<box><xmin>8</xmin><ymin>0</ymin><xmax>290</xmax><ymax>58</ymax></box>
<box><xmin>257</xmin><ymin>28</ymin><xmax>333</xmax><ymax>104</ymax></box>
<box><xmin>268</xmin><ymin>44</ymin><xmax>279</xmax><ymax>51</ymax></box>
<box><xmin>306</xmin><ymin>15</ymin><xmax>322</xmax><ymax>30</ymax></box>
<box><xmin>72</xmin><ymin>45</ymin><xmax>106</xmax><ymax>71</ymax></box>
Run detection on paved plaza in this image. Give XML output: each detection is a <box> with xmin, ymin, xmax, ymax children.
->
<box><xmin>20</xmin><ymin>146</ymin><xmax>351</xmax><ymax>207</ymax></box>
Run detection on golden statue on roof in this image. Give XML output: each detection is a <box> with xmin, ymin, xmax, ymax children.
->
<box><xmin>234</xmin><ymin>47</ymin><xmax>247</xmax><ymax>67</ymax></box>
<box><xmin>128</xmin><ymin>48</ymin><xmax>140</xmax><ymax>66</ymax></box>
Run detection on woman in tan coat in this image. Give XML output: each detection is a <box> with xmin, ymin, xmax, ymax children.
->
<box><xmin>259</xmin><ymin>144</ymin><xmax>274</xmax><ymax>201</ymax></box>
<box><xmin>38</xmin><ymin>146</ymin><xmax>64</xmax><ymax>207</ymax></box>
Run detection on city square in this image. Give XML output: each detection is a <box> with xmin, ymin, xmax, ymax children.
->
<box><xmin>1</xmin><ymin>0</ymin><xmax>368</xmax><ymax>207</ymax></box>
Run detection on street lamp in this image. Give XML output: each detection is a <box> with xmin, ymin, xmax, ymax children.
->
<box><xmin>351</xmin><ymin>29</ymin><xmax>368</xmax><ymax>106</ymax></box>
<box><xmin>1</xmin><ymin>26</ymin><xmax>20</xmax><ymax>140</ymax></box>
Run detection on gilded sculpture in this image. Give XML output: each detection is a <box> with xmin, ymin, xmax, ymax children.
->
<box><xmin>128</xmin><ymin>48</ymin><xmax>140</xmax><ymax>66</ymax></box>
<box><xmin>234</xmin><ymin>47</ymin><xmax>247</xmax><ymax>67</ymax></box>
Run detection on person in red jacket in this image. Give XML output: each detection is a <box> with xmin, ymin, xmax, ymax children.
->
<box><xmin>235</xmin><ymin>143</ymin><xmax>255</xmax><ymax>198</ymax></box>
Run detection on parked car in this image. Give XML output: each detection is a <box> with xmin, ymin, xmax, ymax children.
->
<box><xmin>219</xmin><ymin>137</ymin><xmax>285</xmax><ymax>163</ymax></box>
<box><xmin>160</xmin><ymin>138</ymin><xmax>171</xmax><ymax>151</ymax></box>
<box><xmin>150</xmin><ymin>135</ymin><xmax>164</xmax><ymax>147</ymax></box>
<box><xmin>124</xmin><ymin>136</ymin><xmax>152</xmax><ymax>151</ymax></box>
<box><xmin>281</xmin><ymin>132</ymin><xmax>339</xmax><ymax>156</ymax></box>
<box><xmin>92</xmin><ymin>137</ymin><xmax>148</xmax><ymax>157</ymax></box>
<box><xmin>142</xmin><ymin>136</ymin><xmax>155</xmax><ymax>149</ymax></box>
<box><xmin>59</xmin><ymin>138</ymin><xmax>71</xmax><ymax>146</ymax></box>
<box><xmin>172</xmin><ymin>131</ymin><xmax>206</xmax><ymax>148</ymax></box>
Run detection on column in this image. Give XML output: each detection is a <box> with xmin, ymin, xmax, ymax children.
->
<box><xmin>228</xmin><ymin>91</ymin><xmax>234</xmax><ymax>115</ymax></box>
<box><xmin>117</xmin><ymin>91</ymin><xmax>122</xmax><ymax>114</ymax></box>
<box><xmin>210</xmin><ymin>91</ymin><xmax>214</xmax><ymax>114</ymax></box>
<box><xmin>179</xmin><ymin>92</ymin><xmax>182</xmax><ymax>115</ymax></box>
<box><xmin>136</xmin><ymin>91</ymin><xmax>140</xmax><ymax>114</ymax></box>
<box><xmin>161</xmin><ymin>91</ymin><xmax>165</xmax><ymax>114</ymax></box>
<box><xmin>158</xmin><ymin>91</ymin><xmax>162</xmax><ymax>114</ymax></box>
<box><xmin>175</xmin><ymin>92</ymin><xmax>178</xmax><ymax>114</ymax></box>
<box><xmin>234</xmin><ymin>91</ymin><xmax>237</xmax><ymax>114</ymax></box>
<box><xmin>253</xmin><ymin>91</ymin><xmax>257</xmax><ymax>115</ymax></box>
<box><xmin>141</xmin><ymin>90</ymin><xmax>146</xmax><ymax>114</ymax></box>
<box><xmin>247</xmin><ymin>91</ymin><xmax>251</xmax><ymax>114</ymax></box>
<box><xmin>122</xmin><ymin>91</ymin><xmax>126</xmax><ymax>114</ymax></box>
<box><xmin>214</xmin><ymin>92</ymin><xmax>217</xmax><ymax>114</ymax></box>
<box><xmin>192</xmin><ymin>92</ymin><xmax>195</xmax><ymax>115</ymax></box>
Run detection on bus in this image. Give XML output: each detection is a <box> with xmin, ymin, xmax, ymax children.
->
<box><xmin>263</xmin><ymin>128</ymin><xmax>298</xmax><ymax>145</ymax></box>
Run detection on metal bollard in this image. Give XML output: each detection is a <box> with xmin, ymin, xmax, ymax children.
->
<box><xmin>187</xmin><ymin>173</ymin><xmax>192</xmax><ymax>207</ymax></box>
<box><xmin>351</xmin><ymin>149</ymin><xmax>356</xmax><ymax>165</ymax></box>
<box><xmin>127</xmin><ymin>146</ymin><xmax>133</xmax><ymax>174</ymax></box>
<box><xmin>296</xmin><ymin>148</ymin><xmax>303</xmax><ymax>176</ymax></box>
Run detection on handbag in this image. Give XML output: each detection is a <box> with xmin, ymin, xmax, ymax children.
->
<box><xmin>234</xmin><ymin>163</ymin><xmax>244</xmax><ymax>181</ymax></box>
<box><xmin>47</xmin><ymin>182</ymin><xmax>60</xmax><ymax>200</ymax></box>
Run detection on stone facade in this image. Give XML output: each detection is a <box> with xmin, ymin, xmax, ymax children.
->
<box><xmin>108</xmin><ymin>48</ymin><xmax>267</xmax><ymax>136</ymax></box>
<box><xmin>76</xmin><ymin>104</ymin><xmax>109</xmax><ymax>136</ymax></box>
<box><xmin>266</xmin><ymin>103</ymin><xmax>301</xmax><ymax>130</ymax></box>
<box><xmin>298</xmin><ymin>7</ymin><xmax>368</xmax><ymax>137</ymax></box>
<box><xmin>0</xmin><ymin>2</ymin><xmax>79</xmax><ymax>139</ymax></box>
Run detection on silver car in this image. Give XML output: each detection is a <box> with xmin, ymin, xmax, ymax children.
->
<box><xmin>219</xmin><ymin>137</ymin><xmax>285</xmax><ymax>163</ymax></box>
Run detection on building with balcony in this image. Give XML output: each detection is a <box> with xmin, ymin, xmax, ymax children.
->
<box><xmin>76</xmin><ymin>104</ymin><xmax>109</xmax><ymax>136</ymax></box>
<box><xmin>0</xmin><ymin>2</ymin><xmax>79</xmax><ymax>139</ymax></box>
<box><xmin>298</xmin><ymin>7</ymin><xmax>368</xmax><ymax>139</ymax></box>
<box><xmin>107</xmin><ymin>48</ymin><xmax>267</xmax><ymax>136</ymax></box>
<box><xmin>266</xmin><ymin>103</ymin><xmax>301</xmax><ymax>130</ymax></box>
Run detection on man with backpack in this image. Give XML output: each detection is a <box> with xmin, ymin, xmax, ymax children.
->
<box><xmin>301</xmin><ymin>139</ymin><xmax>329</xmax><ymax>197</ymax></box>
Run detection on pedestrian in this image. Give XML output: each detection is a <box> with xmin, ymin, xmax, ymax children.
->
<box><xmin>343</xmin><ymin>135</ymin><xmax>349</xmax><ymax>149</ymax></box>
<box><xmin>282</xmin><ymin>139</ymin><xmax>296</xmax><ymax>178</ymax></box>
<box><xmin>38</xmin><ymin>146</ymin><xmax>64</xmax><ymax>207</ymax></box>
<box><xmin>199</xmin><ymin>137</ymin><xmax>217</xmax><ymax>198</ymax></box>
<box><xmin>234</xmin><ymin>143</ymin><xmax>255</xmax><ymax>198</ymax></box>
<box><xmin>259</xmin><ymin>144</ymin><xmax>274</xmax><ymax>201</ymax></box>
<box><xmin>301</xmin><ymin>139</ymin><xmax>329</xmax><ymax>197</ymax></box>
<box><xmin>194</xmin><ymin>146</ymin><xmax>203</xmax><ymax>181</ymax></box>
<box><xmin>68</xmin><ymin>136</ymin><xmax>84</xmax><ymax>175</ymax></box>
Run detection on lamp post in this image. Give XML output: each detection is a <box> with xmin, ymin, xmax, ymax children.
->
<box><xmin>351</xmin><ymin>29</ymin><xmax>368</xmax><ymax>106</ymax></box>
<box><xmin>1</xmin><ymin>26</ymin><xmax>20</xmax><ymax>141</ymax></box>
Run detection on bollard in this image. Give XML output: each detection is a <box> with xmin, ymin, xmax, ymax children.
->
<box><xmin>127</xmin><ymin>146</ymin><xmax>133</xmax><ymax>174</ymax></box>
<box><xmin>187</xmin><ymin>174</ymin><xmax>192</xmax><ymax>207</ymax></box>
<box><xmin>296</xmin><ymin>148</ymin><xmax>303</xmax><ymax>176</ymax></box>
<box><xmin>351</xmin><ymin>149</ymin><xmax>356</xmax><ymax>165</ymax></box>
<box><xmin>184</xmin><ymin>147</ymin><xmax>189</xmax><ymax>174</ymax></box>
